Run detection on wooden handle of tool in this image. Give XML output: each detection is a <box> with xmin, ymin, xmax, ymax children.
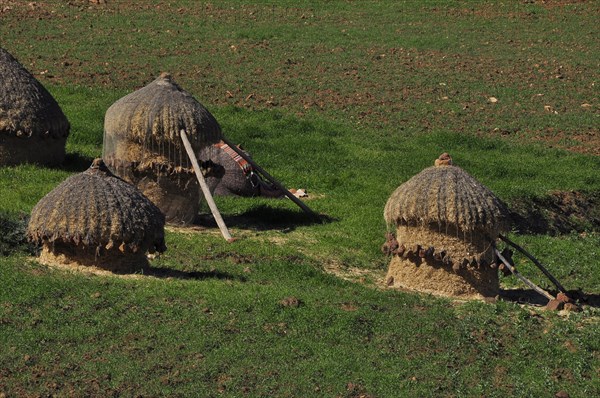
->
<box><xmin>220</xmin><ymin>137</ymin><xmax>318</xmax><ymax>218</ymax></box>
<box><xmin>180</xmin><ymin>130</ymin><xmax>234</xmax><ymax>242</ymax></box>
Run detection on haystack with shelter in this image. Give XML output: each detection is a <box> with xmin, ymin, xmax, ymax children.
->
<box><xmin>0</xmin><ymin>47</ymin><xmax>70</xmax><ymax>166</ymax></box>
<box><xmin>383</xmin><ymin>153</ymin><xmax>510</xmax><ymax>299</ymax></box>
<box><xmin>103</xmin><ymin>72</ymin><xmax>223</xmax><ymax>225</ymax></box>
<box><xmin>27</xmin><ymin>158</ymin><xmax>166</xmax><ymax>273</ymax></box>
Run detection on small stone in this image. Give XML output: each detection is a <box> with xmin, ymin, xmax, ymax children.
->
<box><xmin>386</xmin><ymin>276</ymin><xmax>394</xmax><ymax>286</ymax></box>
<box><xmin>279</xmin><ymin>297</ymin><xmax>301</xmax><ymax>308</ymax></box>
<box><xmin>555</xmin><ymin>391</ymin><xmax>570</xmax><ymax>398</ymax></box>
<box><xmin>546</xmin><ymin>299</ymin><xmax>564</xmax><ymax>311</ymax></box>
<box><xmin>556</xmin><ymin>292</ymin><xmax>572</xmax><ymax>303</ymax></box>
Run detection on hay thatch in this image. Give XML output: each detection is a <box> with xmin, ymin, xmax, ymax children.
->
<box><xmin>103</xmin><ymin>72</ymin><xmax>222</xmax><ymax>173</ymax></box>
<box><xmin>384</xmin><ymin>154</ymin><xmax>509</xmax><ymax>237</ymax></box>
<box><xmin>0</xmin><ymin>47</ymin><xmax>70</xmax><ymax>166</ymax></box>
<box><xmin>102</xmin><ymin>72</ymin><xmax>223</xmax><ymax>224</ymax></box>
<box><xmin>27</xmin><ymin>159</ymin><xmax>166</xmax><ymax>271</ymax></box>
<box><xmin>199</xmin><ymin>143</ymin><xmax>258</xmax><ymax>197</ymax></box>
<box><xmin>383</xmin><ymin>154</ymin><xmax>509</xmax><ymax>299</ymax></box>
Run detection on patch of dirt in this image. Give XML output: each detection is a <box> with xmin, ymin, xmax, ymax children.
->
<box><xmin>322</xmin><ymin>259</ymin><xmax>387</xmax><ymax>289</ymax></box>
<box><xmin>509</xmin><ymin>190</ymin><xmax>600</xmax><ymax>235</ymax></box>
<box><xmin>2</xmin><ymin>1</ymin><xmax>597</xmax><ymax>154</ymax></box>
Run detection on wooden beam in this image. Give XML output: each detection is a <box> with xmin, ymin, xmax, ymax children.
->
<box><xmin>495</xmin><ymin>248</ymin><xmax>554</xmax><ymax>301</ymax></box>
<box><xmin>499</xmin><ymin>234</ymin><xmax>566</xmax><ymax>293</ymax></box>
<box><xmin>220</xmin><ymin>137</ymin><xmax>319</xmax><ymax>218</ymax></box>
<box><xmin>180</xmin><ymin>130</ymin><xmax>234</xmax><ymax>242</ymax></box>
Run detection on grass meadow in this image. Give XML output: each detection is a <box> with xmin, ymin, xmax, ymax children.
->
<box><xmin>1</xmin><ymin>1</ymin><xmax>599</xmax><ymax>397</ymax></box>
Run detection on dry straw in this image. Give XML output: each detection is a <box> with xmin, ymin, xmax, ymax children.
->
<box><xmin>383</xmin><ymin>154</ymin><xmax>510</xmax><ymax>299</ymax></box>
<box><xmin>28</xmin><ymin>159</ymin><xmax>166</xmax><ymax>272</ymax></box>
<box><xmin>103</xmin><ymin>72</ymin><xmax>222</xmax><ymax>173</ymax></box>
<box><xmin>0</xmin><ymin>47</ymin><xmax>70</xmax><ymax>166</ymax></box>
<box><xmin>103</xmin><ymin>73</ymin><xmax>223</xmax><ymax>224</ymax></box>
<box><xmin>384</xmin><ymin>153</ymin><xmax>509</xmax><ymax>238</ymax></box>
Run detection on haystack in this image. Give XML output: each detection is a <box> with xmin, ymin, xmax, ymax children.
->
<box><xmin>27</xmin><ymin>159</ymin><xmax>166</xmax><ymax>273</ymax></box>
<box><xmin>103</xmin><ymin>72</ymin><xmax>223</xmax><ymax>225</ymax></box>
<box><xmin>383</xmin><ymin>153</ymin><xmax>509</xmax><ymax>299</ymax></box>
<box><xmin>0</xmin><ymin>47</ymin><xmax>70</xmax><ymax>166</ymax></box>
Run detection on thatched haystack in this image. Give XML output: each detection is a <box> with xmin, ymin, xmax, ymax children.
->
<box><xmin>103</xmin><ymin>72</ymin><xmax>223</xmax><ymax>225</ymax></box>
<box><xmin>383</xmin><ymin>153</ymin><xmax>509</xmax><ymax>299</ymax></box>
<box><xmin>27</xmin><ymin>159</ymin><xmax>166</xmax><ymax>273</ymax></box>
<box><xmin>0</xmin><ymin>47</ymin><xmax>70</xmax><ymax>166</ymax></box>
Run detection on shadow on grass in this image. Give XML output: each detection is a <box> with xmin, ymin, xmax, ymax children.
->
<box><xmin>60</xmin><ymin>153</ymin><xmax>96</xmax><ymax>172</ymax></box>
<box><xmin>195</xmin><ymin>204</ymin><xmax>335</xmax><ymax>232</ymax></box>
<box><xmin>500</xmin><ymin>288</ymin><xmax>600</xmax><ymax>308</ymax></box>
<box><xmin>142</xmin><ymin>266</ymin><xmax>247</xmax><ymax>282</ymax></box>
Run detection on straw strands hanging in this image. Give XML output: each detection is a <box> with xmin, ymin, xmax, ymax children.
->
<box><xmin>0</xmin><ymin>47</ymin><xmax>70</xmax><ymax>166</ymax></box>
<box><xmin>28</xmin><ymin>159</ymin><xmax>165</xmax><ymax>271</ymax></box>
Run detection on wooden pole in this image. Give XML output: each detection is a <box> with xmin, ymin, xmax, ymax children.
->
<box><xmin>499</xmin><ymin>234</ymin><xmax>567</xmax><ymax>293</ymax></box>
<box><xmin>495</xmin><ymin>248</ymin><xmax>555</xmax><ymax>301</ymax></box>
<box><xmin>180</xmin><ymin>130</ymin><xmax>234</xmax><ymax>242</ymax></box>
<box><xmin>220</xmin><ymin>137</ymin><xmax>319</xmax><ymax>218</ymax></box>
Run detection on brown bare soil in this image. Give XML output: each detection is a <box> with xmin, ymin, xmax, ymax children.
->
<box><xmin>2</xmin><ymin>1</ymin><xmax>597</xmax><ymax>156</ymax></box>
<box><xmin>510</xmin><ymin>190</ymin><xmax>600</xmax><ymax>235</ymax></box>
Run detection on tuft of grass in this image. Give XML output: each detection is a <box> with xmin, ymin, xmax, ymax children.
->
<box><xmin>0</xmin><ymin>212</ymin><xmax>34</xmax><ymax>256</ymax></box>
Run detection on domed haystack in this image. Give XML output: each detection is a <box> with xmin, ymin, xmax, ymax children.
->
<box><xmin>103</xmin><ymin>72</ymin><xmax>223</xmax><ymax>225</ymax></box>
<box><xmin>27</xmin><ymin>159</ymin><xmax>166</xmax><ymax>273</ymax></box>
<box><xmin>383</xmin><ymin>153</ymin><xmax>510</xmax><ymax>299</ymax></box>
<box><xmin>0</xmin><ymin>47</ymin><xmax>70</xmax><ymax>166</ymax></box>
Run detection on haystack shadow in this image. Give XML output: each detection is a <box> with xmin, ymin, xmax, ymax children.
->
<box><xmin>142</xmin><ymin>266</ymin><xmax>247</xmax><ymax>282</ymax></box>
<box><xmin>195</xmin><ymin>204</ymin><xmax>334</xmax><ymax>232</ymax></box>
<box><xmin>59</xmin><ymin>153</ymin><xmax>96</xmax><ymax>172</ymax></box>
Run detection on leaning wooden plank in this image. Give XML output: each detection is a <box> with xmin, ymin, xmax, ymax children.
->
<box><xmin>221</xmin><ymin>137</ymin><xmax>318</xmax><ymax>218</ymax></box>
<box><xmin>495</xmin><ymin>248</ymin><xmax>554</xmax><ymax>301</ymax></box>
<box><xmin>499</xmin><ymin>234</ymin><xmax>566</xmax><ymax>294</ymax></box>
<box><xmin>180</xmin><ymin>130</ymin><xmax>234</xmax><ymax>242</ymax></box>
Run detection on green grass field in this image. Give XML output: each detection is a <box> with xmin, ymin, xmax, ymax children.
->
<box><xmin>1</xmin><ymin>1</ymin><xmax>599</xmax><ymax>397</ymax></box>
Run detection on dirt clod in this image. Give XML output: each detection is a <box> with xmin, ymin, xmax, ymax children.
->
<box><xmin>279</xmin><ymin>297</ymin><xmax>302</xmax><ymax>308</ymax></box>
<box><xmin>545</xmin><ymin>299</ymin><xmax>565</xmax><ymax>311</ymax></box>
<box><xmin>556</xmin><ymin>292</ymin><xmax>572</xmax><ymax>303</ymax></box>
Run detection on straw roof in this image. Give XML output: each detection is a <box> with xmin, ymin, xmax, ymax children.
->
<box><xmin>0</xmin><ymin>47</ymin><xmax>70</xmax><ymax>165</ymax></box>
<box><xmin>384</xmin><ymin>154</ymin><xmax>509</xmax><ymax>235</ymax></box>
<box><xmin>103</xmin><ymin>72</ymin><xmax>222</xmax><ymax>172</ymax></box>
<box><xmin>27</xmin><ymin>159</ymin><xmax>166</xmax><ymax>254</ymax></box>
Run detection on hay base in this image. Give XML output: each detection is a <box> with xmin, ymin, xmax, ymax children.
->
<box><xmin>0</xmin><ymin>135</ymin><xmax>66</xmax><ymax>166</ymax></box>
<box><xmin>136</xmin><ymin>176</ymin><xmax>200</xmax><ymax>225</ymax></box>
<box><xmin>104</xmin><ymin>157</ymin><xmax>217</xmax><ymax>226</ymax></box>
<box><xmin>386</xmin><ymin>256</ymin><xmax>499</xmax><ymax>299</ymax></box>
<box><xmin>39</xmin><ymin>244</ymin><xmax>148</xmax><ymax>274</ymax></box>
